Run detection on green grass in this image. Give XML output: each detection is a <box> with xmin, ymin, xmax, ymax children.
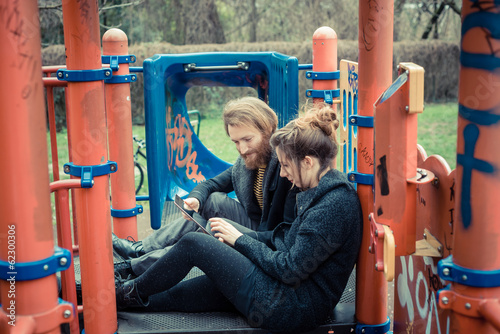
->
<box><xmin>416</xmin><ymin>103</ymin><xmax>458</xmax><ymax>169</ymax></box>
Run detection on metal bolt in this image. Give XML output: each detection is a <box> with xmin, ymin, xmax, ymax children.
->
<box><xmin>307</xmin><ymin>73</ymin><xmax>311</xmax><ymax>77</ymax></box>
<box><xmin>405</xmin><ymin>106</ymin><xmax>409</xmax><ymax>111</ymax></box>
<box><xmin>59</xmin><ymin>257</ymin><xmax>67</xmax><ymax>266</ymax></box>
<box><xmin>368</xmin><ymin>246</ymin><xmax>372</xmax><ymax>253</ymax></box>
<box><xmin>405</xmin><ymin>70</ymin><xmax>409</xmax><ymax>75</ymax></box>
<box><xmin>438</xmin><ymin>246</ymin><xmax>443</xmax><ymax>253</ymax></box>
<box><xmin>184</xmin><ymin>67</ymin><xmax>189</xmax><ymax>72</ymax></box>
<box><xmin>375</xmin><ymin>263</ymin><xmax>378</xmax><ymax>271</ymax></box>
<box><xmin>105</xmin><ymin>71</ymin><xmax>111</xmax><ymax>76</ymax></box>
<box><xmin>307</xmin><ymin>91</ymin><xmax>311</xmax><ymax>96</ymax></box>
<box><xmin>462</xmin><ymin>275</ymin><xmax>468</xmax><ymax>281</ymax></box>
<box><xmin>432</xmin><ymin>177</ymin><xmax>440</xmax><ymax>187</ymax></box>
<box><xmin>368</xmin><ymin>214</ymin><xmax>371</xmax><ymax>221</ymax></box>
<box><xmin>63</xmin><ymin>310</ymin><xmax>72</xmax><ymax>318</ymax></box>
<box><xmin>64</xmin><ymin>165</ymin><xmax>70</xmax><ymax>173</ymax></box>
<box><xmin>362</xmin><ymin>328</ymin><xmax>366</xmax><ymax>333</ymax></box>
<box><xmin>110</xmin><ymin>164</ymin><xmax>116</xmax><ymax>171</ymax></box>
<box><xmin>65</xmin><ymin>74</ymin><xmax>69</xmax><ymax>78</ymax></box>
<box><xmin>350</xmin><ymin>118</ymin><xmax>356</xmax><ymax>124</ymax></box>
<box><xmin>314</xmin><ymin>74</ymin><xmax>318</xmax><ymax>78</ymax></box>
<box><xmin>132</xmin><ymin>76</ymin><xmax>136</xmax><ymax>80</ymax></box>
<box><xmin>443</xmin><ymin>268</ymin><xmax>450</xmax><ymax>276</ymax></box>
<box><xmin>58</xmin><ymin>72</ymin><xmax>63</xmax><ymax>78</ymax></box>
<box><xmin>442</xmin><ymin>297</ymin><xmax>449</xmax><ymax>305</ymax></box>
<box><xmin>139</xmin><ymin>207</ymin><xmax>143</xmax><ymax>213</ymax></box>
<box><xmin>43</xmin><ymin>264</ymin><xmax>49</xmax><ymax>271</ymax></box>
<box><xmin>423</xmin><ymin>233</ymin><xmax>427</xmax><ymax>239</ymax></box>
<box><xmin>350</xmin><ymin>328</ymin><xmax>354</xmax><ymax>333</ymax></box>
<box><xmin>375</xmin><ymin>230</ymin><xmax>379</xmax><ymax>237</ymax></box>
<box><xmin>131</xmin><ymin>56</ymin><xmax>136</xmax><ymax>62</ymax></box>
<box><xmin>349</xmin><ymin>174</ymin><xmax>355</xmax><ymax>181</ymax></box>
<box><xmin>397</xmin><ymin>65</ymin><xmax>400</xmax><ymax>70</ymax></box>
<box><xmin>465</xmin><ymin>303</ymin><xmax>471</xmax><ymax>310</ymax></box>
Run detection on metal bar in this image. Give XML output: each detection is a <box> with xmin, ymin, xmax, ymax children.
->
<box><xmin>61</xmin><ymin>1</ymin><xmax>117</xmax><ymax>333</ymax></box>
<box><xmin>356</xmin><ymin>0</ymin><xmax>394</xmax><ymax>328</ymax></box>
<box><xmin>0</xmin><ymin>0</ymin><xmax>70</xmax><ymax>332</ymax></box>
<box><xmin>446</xmin><ymin>1</ymin><xmax>500</xmax><ymax>333</ymax></box>
<box><xmin>103</xmin><ymin>29</ymin><xmax>139</xmax><ymax>240</ymax></box>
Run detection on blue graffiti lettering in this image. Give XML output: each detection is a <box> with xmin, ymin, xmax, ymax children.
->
<box><xmin>459</xmin><ymin>104</ymin><xmax>500</xmax><ymax>126</ymax></box>
<box><xmin>461</xmin><ymin>12</ymin><xmax>500</xmax><ymax>70</ymax></box>
<box><xmin>457</xmin><ymin>124</ymin><xmax>495</xmax><ymax>228</ymax></box>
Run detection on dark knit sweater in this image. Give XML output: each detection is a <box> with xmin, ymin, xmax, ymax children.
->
<box><xmin>189</xmin><ymin>151</ymin><xmax>298</xmax><ymax>235</ymax></box>
<box><xmin>234</xmin><ymin>169</ymin><xmax>363</xmax><ymax>332</ymax></box>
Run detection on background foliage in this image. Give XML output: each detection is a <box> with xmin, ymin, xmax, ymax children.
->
<box><xmin>39</xmin><ymin>0</ymin><xmax>462</xmax><ymax>130</ymax></box>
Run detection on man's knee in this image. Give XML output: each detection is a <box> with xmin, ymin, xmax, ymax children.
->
<box><xmin>202</xmin><ymin>192</ymin><xmax>230</xmax><ymax>217</ymax></box>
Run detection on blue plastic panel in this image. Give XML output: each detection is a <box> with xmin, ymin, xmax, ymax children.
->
<box><xmin>143</xmin><ymin>52</ymin><xmax>299</xmax><ymax>229</ymax></box>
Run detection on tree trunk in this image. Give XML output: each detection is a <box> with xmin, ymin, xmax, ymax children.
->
<box><xmin>182</xmin><ymin>0</ymin><xmax>226</xmax><ymax>44</ymax></box>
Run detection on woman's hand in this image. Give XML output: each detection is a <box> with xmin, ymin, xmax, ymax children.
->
<box><xmin>209</xmin><ymin>218</ymin><xmax>243</xmax><ymax>247</ymax></box>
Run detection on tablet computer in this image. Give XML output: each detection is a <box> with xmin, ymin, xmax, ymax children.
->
<box><xmin>174</xmin><ymin>194</ymin><xmax>212</xmax><ymax>236</ymax></box>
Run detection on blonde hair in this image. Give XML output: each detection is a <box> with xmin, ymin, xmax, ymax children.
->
<box><xmin>222</xmin><ymin>97</ymin><xmax>278</xmax><ymax>137</ymax></box>
<box><xmin>270</xmin><ymin>103</ymin><xmax>339</xmax><ymax>182</ymax></box>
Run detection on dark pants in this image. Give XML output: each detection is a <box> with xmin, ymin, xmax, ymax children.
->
<box><xmin>134</xmin><ymin>232</ymin><xmax>254</xmax><ymax>315</ymax></box>
<box><xmin>131</xmin><ymin>192</ymin><xmax>256</xmax><ymax>275</ymax></box>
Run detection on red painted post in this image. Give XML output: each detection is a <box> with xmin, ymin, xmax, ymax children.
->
<box><xmin>356</xmin><ymin>0</ymin><xmax>394</xmax><ymax>328</ymax></box>
<box><xmin>61</xmin><ymin>1</ymin><xmax>117</xmax><ymax>333</ymax></box>
<box><xmin>311</xmin><ymin>27</ymin><xmax>338</xmax><ymax>107</ymax></box>
<box><xmin>103</xmin><ymin>28</ymin><xmax>139</xmax><ymax>240</ymax></box>
<box><xmin>437</xmin><ymin>1</ymin><xmax>500</xmax><ymax>333</ymax></box>
<box><xmin>0</xmin><ymin>0</ymin><xmax>72</xmax><ymax>333</ymax></box>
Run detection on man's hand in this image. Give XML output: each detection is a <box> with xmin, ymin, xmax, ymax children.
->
<box><xmin>183</xmin><ymin>197</ymin><xmax>200</xmax><ymax>212</ymax></box>
<box><xmin>209</xmin><ymin>218</ymin><xmax>243</xmax><ymax>247</ymax></box>
<box><xmin>179</xmin><ymin>197</ymin><xmax>200</xmax><ymax>220</ymax></box>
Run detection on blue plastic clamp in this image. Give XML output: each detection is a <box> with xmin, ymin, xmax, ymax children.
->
<box><xmin>305</xmin><ymin>89</ymin><xmax>340</xmax><ymax>104</ymax></box>
<box><xmin>111</xmin><ymin>204</ymin><xmax>144</xmax><ymax>218</ymax></box>
<box><xmin>105</xmin><ymin>74</ymin><xmax>137</xmax><ymax>84</ymax></box>
<box><xmin>305</xmin><ymin>70</ymin><xmax>340</xmax><ymax>80</ymax></box>
<box><xmin>348</xmin><ymin>171</ymin><xmax>374</xmax><ymax>185</ymax></box>
<box><xmin>56</xmin><ymin>68</ymin><xmax>113</xmax><ymax>82</ymax></box>
<box><xmin>63</xmin><ymin>161</ymin><xmax>118</xmax><ymax>188</ymax></box>
<box><xmin>101</xmin><ymin>55</ymin><xmax>137</xmax><ymax>71</ymax></box>
<box><xmin>0</xmin><ymin>246</ymin><xmax>71</xmax><ymax>281</ymax></box>
<box><xmin>349</xmin><ymin>115</ymin><xmax>374</xmax><ymax>128</ymax></box>
<box><xmin>438</xmin><ymin>255</ymin><xmax>500</xmax><ymax>287</ymax></box>
<box><xmin>356</xmin><ymin>317</ymin><xmax>391</xmax><ymax>334</ymax></box>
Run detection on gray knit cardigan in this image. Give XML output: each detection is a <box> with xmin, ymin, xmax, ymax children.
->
<box><xmin>234</xmin><ymin>169</ymin><xmax>363</xmax><ymax>332</ymax></box>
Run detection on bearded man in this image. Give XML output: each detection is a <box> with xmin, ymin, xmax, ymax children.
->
<box><xmin>113</xmin><ymin>97</ymin><xmax>297</xmax><ymax>277</ymax></box>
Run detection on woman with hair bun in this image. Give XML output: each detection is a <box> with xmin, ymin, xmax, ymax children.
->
<box><xmin>115</xmin><ymin>104</ymin><xmax>363</xmax><ymax>333</ymax></box>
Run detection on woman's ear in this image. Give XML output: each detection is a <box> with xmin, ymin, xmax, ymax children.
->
<box><xmin>302</xmin><ymin>156</ymin><xmax>314</xmax><ymax>169</ymax></box>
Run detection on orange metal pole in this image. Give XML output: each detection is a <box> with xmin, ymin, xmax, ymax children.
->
<box><xmin>103</xmin><ymin>28</ymin><xmax>139</xmax><ymax>240</ymax></box>
<box><xmin>311</xmin><ymin>26</ymin><xmax>338</xmax><ymax>107</ymax></box>
<box><xmin>442</xmin><ymin>0</ymin><xmax>500</xmax><ymax>332</ymax></box>
<box><xmin>61</xmin><ymin>1</ymin><xmax>117</xmax><ymax>333</ymax></box>
<box><xmin>356</xmin><ymin>0</ymin><xmax>394</xmax><ymax>328</ymax></box>
<box><xmin>0</xmin><ymin>1</ymin><xmax>71</xmax><ymax>333</ymax></box>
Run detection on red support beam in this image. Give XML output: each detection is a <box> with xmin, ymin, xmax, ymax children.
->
<box><xmin>61</xmin><ymin>1</ymin><xmax>117</xmax><ymax>333</ymax></box>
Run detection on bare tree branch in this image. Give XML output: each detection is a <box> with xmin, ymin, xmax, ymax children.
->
<box><xmin>443</xmin><ymin>0</ymin><xmax>461</xmax><ymax>15</ymax></box>
<box><xmin>99</xmin><ymin>0</ymin><xmax>145</xmax><ymax>13</ymax></box>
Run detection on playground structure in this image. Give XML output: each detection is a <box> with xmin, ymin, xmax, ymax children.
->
<box><xmin>1</xmin><ymin>0</ymin><xmax>500</xmax><ymax>333</ymax></box>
